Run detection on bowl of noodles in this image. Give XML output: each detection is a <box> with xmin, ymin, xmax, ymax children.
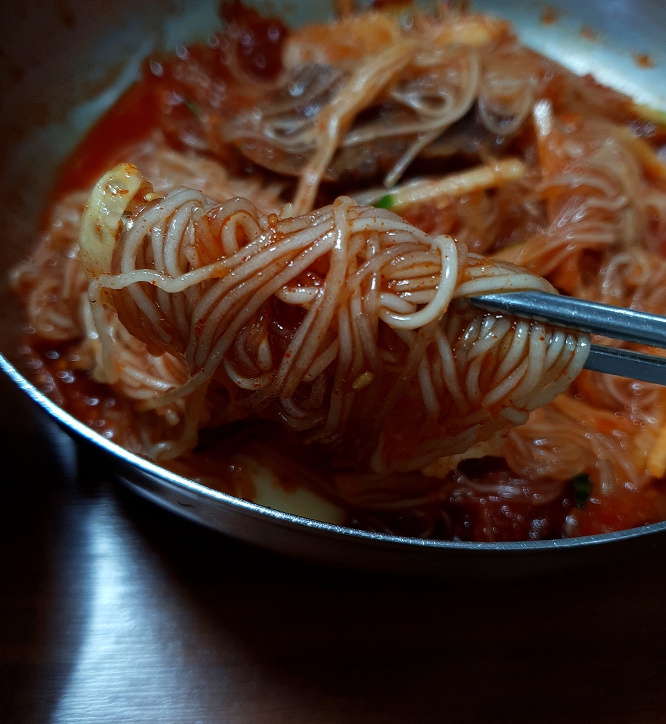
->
<box><xmin>3</xmin><ymin>0</ymin><xmax>666</xmax><ymax>577</ymax></box>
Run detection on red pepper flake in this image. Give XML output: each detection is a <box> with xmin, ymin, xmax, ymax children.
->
<box><xmin>634</xmin><ymin>52</ymin><xmax>656</xmax><ymax>69</ymax></box>
<box><xmin>541</xmin><ymin>6</ymin><xmax>561</xmax><ymax>25</ymax></box>
<box><xmin>580</xmin><ymin>26</ymin><xmax>598</xmax><ymax>41</ymax></box>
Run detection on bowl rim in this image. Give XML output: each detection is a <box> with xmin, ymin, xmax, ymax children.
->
<box><xmin>4</xmin><ymin>350</ymin><xmax>666</xmax><ymax>553</ymax></box>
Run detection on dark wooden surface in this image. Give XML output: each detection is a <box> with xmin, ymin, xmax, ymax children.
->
<box><xmin>2</xmin><ymin>372</ymin><xmax>666</xmax><ymax>724</ymax></box>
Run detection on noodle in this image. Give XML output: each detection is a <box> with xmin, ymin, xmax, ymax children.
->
<box><xmin>12</xmin><ymin>3</ymin><xmax>666</xmax><ymax>541</ymax></box>
<box><xmin>76</xmin><ymin>163</ymin><xmax>587</xmax><ymax>477</ymax></box>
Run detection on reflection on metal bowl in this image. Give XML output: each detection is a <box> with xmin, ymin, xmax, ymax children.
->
<box><xmin>2</xmin><ymin>0</ymin><xmax>666</xmax><ymax>578</ymax></box>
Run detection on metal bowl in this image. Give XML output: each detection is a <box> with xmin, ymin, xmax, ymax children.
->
<box><xmin>3</xmin><ymin>0</ymin><xmax>666</xmax><ymax>578</ymax></box>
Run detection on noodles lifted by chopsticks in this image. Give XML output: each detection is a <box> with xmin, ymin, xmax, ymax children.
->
<box><xmin>16</xmin><ymin>2</ymin><xmax>666</xmax><ymax>540</ymax></box>
<box><xmin>77</xmin><ymin>162</ymin><xmax>589</xmax><ymax>472</ymax></box>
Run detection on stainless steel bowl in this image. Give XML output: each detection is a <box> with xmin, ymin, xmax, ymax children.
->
<box><xmin>3</xmin><ymin>0</ymin><xmax>666</xmax><ymax>578</ymax></box>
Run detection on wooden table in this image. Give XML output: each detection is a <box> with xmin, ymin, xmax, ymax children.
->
<box><xmin>2</xmin><ymin>371</ymin><xmax>666</xmax><ymax>724</ymax></box>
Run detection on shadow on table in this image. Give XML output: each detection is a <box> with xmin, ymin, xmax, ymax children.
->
<box><xmin>0</xmin><ymin>374</ymin><xmax>93</xmax><ymax>724</ymax></box>
<box><xmin>113</xmin><ymin>475</ymin><xmax>666</xmax><ymax>724</ymax></box>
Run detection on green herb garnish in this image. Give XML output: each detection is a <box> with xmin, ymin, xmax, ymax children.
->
<box><xmin>572</xmin><ymin>472</ymin><xmax>593</xmax><ymax>509</ymax></box>
<box><xmin>374</xmin><ymin>194</ymin><xmax>395</xmax><ymax>210</ymax></box>
<box><xmin>183</xmin><ymin>98</ymin><xmax>201</xmax><ymax>118</ymax></box>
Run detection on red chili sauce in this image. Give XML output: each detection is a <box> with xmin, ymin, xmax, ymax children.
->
<box><xmin>53</xmin><ymin>1</ymin><xmax>287</xmax><ymax>198</ymax></box>
<box><xmin>19</xmin><ymin>3</ymin><xmax>666</xmax><ymax>542</ymax></box>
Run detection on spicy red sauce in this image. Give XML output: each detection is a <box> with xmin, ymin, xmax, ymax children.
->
<box><xmin>221</xmin><ymin>0</ymin><xmax>288</xmax><ymax>81</ymax></box>
<box><xmin>52</xmin><ymin>1</ymin><xmax>288</xmax><ymax>200</ymax></box>
<box><xmin>18</xmin><ymin>340</ymin><xmax>130</xmax><ymax>442</ymax></box>
<box><xmin>20</xmin><ymin>3</ymin><xmax>666</xmax><ymax>542</ymax></box>
<box><xmin>54</xmin><ymin>81</ymin><xmax>163</xmax><ymax>198</ymax></box>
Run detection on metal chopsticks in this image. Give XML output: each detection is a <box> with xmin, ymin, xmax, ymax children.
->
<box><xmin>470</xmin><ymin>291</ymin><xmax>666</xmax><ymax>386</ymax></box>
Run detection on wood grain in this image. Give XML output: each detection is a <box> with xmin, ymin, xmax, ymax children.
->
<box><xmin>2</xmin><ymin>372</ymin><xmax>666</xmax><ymax>724</ymax></box>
